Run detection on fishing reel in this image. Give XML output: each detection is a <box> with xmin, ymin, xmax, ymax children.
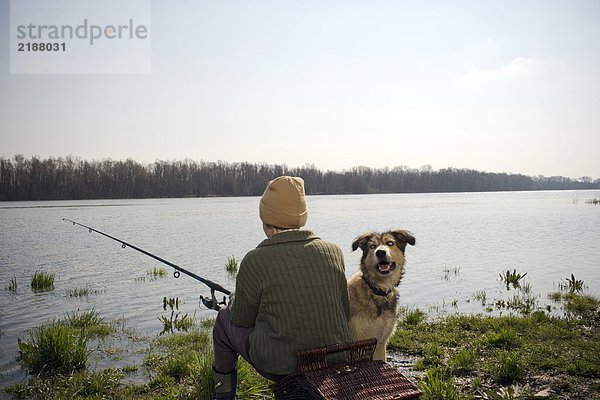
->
<box><xmin>200</xmin><ymin>288</ymin><xmax>228</xmax><ymax>311</ymax></box>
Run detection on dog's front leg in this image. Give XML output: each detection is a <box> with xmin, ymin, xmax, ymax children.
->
<box><xmin>373</xmin><ymin>341</ymin><xmax>387</xmax><ymax>361</ymax></box>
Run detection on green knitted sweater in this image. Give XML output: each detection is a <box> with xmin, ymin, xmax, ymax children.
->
<box><xmin>229</xmin><ymin>230</ymin><xmax>352</xmax><ymax>376</ymax></box>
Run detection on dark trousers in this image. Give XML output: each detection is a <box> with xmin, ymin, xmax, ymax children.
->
<box><xmin>212</xmin><ymin>306</ymin><xmax>286</xmax><ymax>382</ymax></box>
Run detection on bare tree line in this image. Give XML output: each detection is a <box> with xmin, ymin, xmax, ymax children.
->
<box><xmin>0</xmin><ymin>155</ymin><xmax>598</xmax><ymax>201</ymax></box>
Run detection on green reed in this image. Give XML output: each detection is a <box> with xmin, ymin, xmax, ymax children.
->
<box><xmin>225</xmin><ymin>254</ymin><xmax>238</xmax><ymax>276</ymax></box>
<box><xmin>148</xmin><ymin>266</ymin><xmax>167</xmax><ymax>277</ymax></box>
<box><xmin>30</xmin><ymin>271</ymin><xmax>55</xmax><ymax>292</ymax></box>
<box><xmin>559</xmin><ymin>273</ymin><xmax>585</xmax><ymax>293</ymax></box>
<box><xmin>134</xmin><ymin>267</ymin><xmax>168</xmax><ymax>283</ymax></box>
<box><xmin>65</xmin><ymin>285</ymin><xmax>105</xmax><ymax>297</ymax></box>
<box><xmin>159</xmin><ymin>297</ymin><xmax>195</xmax><ymax>335</ymax></box>
<box><xmin>65</xmin><ymin>309</ymin><xmax>105</xmax><ymax>329</ymax></box>
<box><xmin>586</xmin><ymin>196</ymin><xmax>599</xmax><ymax>205</ymax></box>
<box><xmin>17</xmin><ymin>323</ymin><xmax>88</xmax><ymax>376</ymax></box>
<box><xmin>6</xmin><ymin>275</ymin><xmax>17</xmax><ymax>293</ymax></box>
<box><xmin>499</xmin><ymin>269</ymin><xmax>527</xmax><ymax>290</ymax></box>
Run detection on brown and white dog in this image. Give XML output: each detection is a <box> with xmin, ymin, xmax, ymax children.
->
<box><xmin>347</xmin><ymin>230</ymin><xmax>415</xmax><ymax>361</ymax></box>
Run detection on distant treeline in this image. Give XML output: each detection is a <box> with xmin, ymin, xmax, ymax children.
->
<box><xmin>1</xmin><ymin>155</ymin><xmax>598</xmax><ymax>201</ymax></box>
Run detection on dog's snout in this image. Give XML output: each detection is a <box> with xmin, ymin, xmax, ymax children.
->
<box><xmin>375</xmin><ymin>249</ymin><xmax>387</xmax><ymax>259</ymax></box>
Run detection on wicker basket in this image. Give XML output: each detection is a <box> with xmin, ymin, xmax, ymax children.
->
<box><xmin>272</xmin><ymin>338</ymin><xmax>421</xmax><ymax>399</ymax></box>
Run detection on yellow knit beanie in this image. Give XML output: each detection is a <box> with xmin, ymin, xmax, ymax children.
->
<box><xmin>259</xmin><ymin>176</ymin><xmax>308</xmax><ymax>229</ymax></box>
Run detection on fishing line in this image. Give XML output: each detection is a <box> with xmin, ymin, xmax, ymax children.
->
<box><xmin>63</xmin><ymin>218</ymin><xmax>230</xmax><ymax>310</ymax></box>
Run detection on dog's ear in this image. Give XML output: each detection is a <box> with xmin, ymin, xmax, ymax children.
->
<box><xmin>352</xmin><ymin>232</ymin><xmax>373</xmax><ymax>251</ymax></box>
<box><xmin>391</xmin><ymin>230</ymin><xmax>415</xmax><ymax>252</ymax></box>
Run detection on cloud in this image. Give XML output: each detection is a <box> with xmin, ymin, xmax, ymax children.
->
<box><xmin>462</xmin><ymin>57</ymin><xmax>539</xmax><ymax>82</ymax></box>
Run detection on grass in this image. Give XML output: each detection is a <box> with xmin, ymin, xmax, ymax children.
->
<box><xmin>159</xmin><ymin>297</ymin><xmax>196</xmax><ymax>335</ymax></box>
<box><xmin>549</xmin><ymin>274</ymin><xmax>598</xmax><ymax>320</ymax></box>
<box><xmin>17</xmin><ymin>323</ymin><xmax>88</xmax><ymax>376</ymax></box>
<box><xmin>400</xmin><ymin>307</ymin><xmax>428</xmax><ymax>326</ymax></box>
<box><xmin>389</xmin><ymin>290</ymin><xmax>600</xmax><ymax>399</ymax></box>
<box><xmin>148</xmin><ymin>266</ymin><xmax>168</xmax><ymax>277</ymax></box>
<box><xmin>5</xmin><ymin>276</ymin><xmax>600</xmax><ymax>399</ymax></box>
<box><xmin>5</xmin><ymin>368</ymin><xmax>126</xmax><ymax>399</ymax></box>
<box><xmin>65</xmin><ymin>309</ymin><xmax>105</xmax><ymax>327</ymax></box>
<box><xmin>30</xmin><ymin>271</ymin><xmax>55</xmax><ymax>292</ymax></box>
<box><xmin>442</xmin><ymin>266</ymin><xmax>461</xmax><ymax>281</ymax></box>
<box><xmin>15</xmin><ymin>309</ymin><xmax>115</xmax><ymax>377</ymax></box>
<box><xmin>559</xmin><ymin>273</ymin><xmax>585</xmax><ymax>293</ymax></box>
<box><xmin>6</xmin><ymin>274</ymin><xmax>17</xmax><ymax>293</ymax></box>
<box><xmin>64</xmin><ymin>309</ymin><xmax>114</xmax><ymax>336</ymax></box>
<box><xmin>485</xmin><ymin>327</ymin><xmax>519</xmax><ymax>349</ymax></box>
<box><xmin>473</xmin><ymin>290</ymin><xmax>487</xmax><ymax>306</ymax></box>
<box><xmin>562</xmin><ymin>293</ymin><xmax>600</xmax><ymax>319</ymax></box>
<box><xmin>143</xmin><ymin>329</ymin><xmax>273</xmax><ymax>399</ymax></box>
<box><xmin>122</xmin><ymin>365</ymin><xmax>139</xmax><ymax>374</ymax></box>
<box><xmin>498</xmin><ymin>269</ymin><xmax>527</xmax><ymax>290</ymax></box>
<box><xmin>447</xmin><ymin>348</ymin><xmax>476</xmax><ymax>375</ymax></box>
<box><xmin>7</xmin><ymin>311</ymin><xmax>273</xmax><ymax>400</ymax></box>
<box><xmin>134</xmin><ymin>267</ymin><xmax>169</xmax><ymax>282</ymax></box>
<box><xmin>494</xmin><ymin>351</ymin><xmax>524</xmax><ymax>384</ymax></box>
<box><xmin>225</xmin><ymin>254</ymin><xmax>238</xmax><ymax>276</ymax></box>
<box><xmin>418</xmin><ymin>367</ymin><xmax>461</xmax><ymax>400</ymax></box>
<box><xmin>158</xmin><ymin>312</ymin><xmax>195</xmax><ymax>335</ymax></box>
<box><xmin>65</xmin><ymin>285</ymin><xmax>105</xmax><ymax>297</ymax></box>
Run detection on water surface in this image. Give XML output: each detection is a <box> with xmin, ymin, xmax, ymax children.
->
<box><xmin>1</xmin><ymin>191</ymin><xmax>599</xmax><ymax>388</ymax></box>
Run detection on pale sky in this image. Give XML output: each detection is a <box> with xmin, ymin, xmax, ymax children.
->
<box><xmin>1</xmin><ymin>0</ymin><xmax>599</xmax><ymax>178</ymax></box>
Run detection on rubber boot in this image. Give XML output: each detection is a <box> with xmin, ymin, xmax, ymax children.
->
<box><xmin>213</xmin><ymin>367</ymin><xmax>237</xmax><ymax>400</ymax></box>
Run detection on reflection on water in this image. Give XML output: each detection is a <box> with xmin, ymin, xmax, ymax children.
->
<box><xmin>1</xmin><ymin>191</ymin><xmax>599</xmax><ymax>387</ymax></box>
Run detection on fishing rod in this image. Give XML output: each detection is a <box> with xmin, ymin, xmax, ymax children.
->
<box><xmin>63</xmin><ymin>218</ymin><xmax>230</xmax><ymax>310</ymax></box>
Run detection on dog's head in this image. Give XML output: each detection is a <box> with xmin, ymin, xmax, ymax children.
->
<box><xmin>352</xmin><ymin>230</ymin><xmax>415</xmax><ymax>283</ymax></box>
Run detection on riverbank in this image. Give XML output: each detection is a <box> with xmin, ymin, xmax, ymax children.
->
<box><xmin>390</xmin><ymin>293</ymin><xmax>600</xmax><ymax>399</ymax></box>
<box><xmin>2</xmin><ymin>286</ymin><xmax>598</xmax><ymax>400</ymax></box>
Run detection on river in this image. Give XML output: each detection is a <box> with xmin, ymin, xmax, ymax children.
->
<box><xmin>1</xmin><ymin>190</ymin><xmax>599</xmax><ymax>388</ymax></box>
